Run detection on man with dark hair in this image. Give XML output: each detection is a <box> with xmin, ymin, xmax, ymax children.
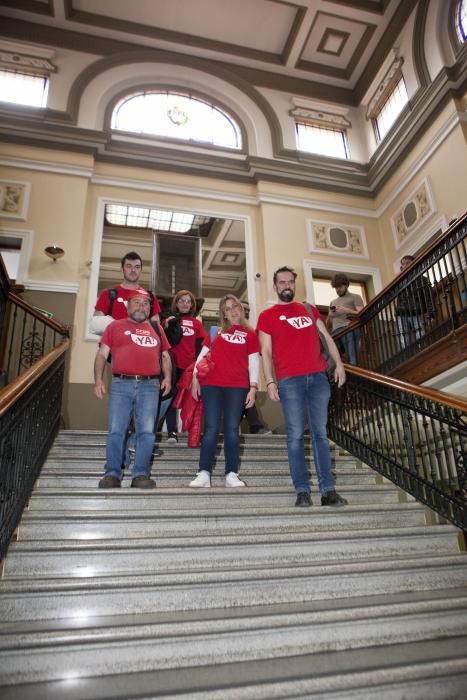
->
<box><xmin>326</xmin><ymin>273</ymin><xmax>364</xmax><ymax>365</ymax></box>
<box><xmin>90</xmin><ymin>251</ymin><xmax>160</xmax><ymax>335</ymax></box>
<box><xmin>257</xmin><ymin>266</ymin><xmax>347</xmax><ymax>508</ymax></box>
<box><xmin>395</xmin><ymin>254</ymin><xmax>436</xmax><ymax>348</ymax></box>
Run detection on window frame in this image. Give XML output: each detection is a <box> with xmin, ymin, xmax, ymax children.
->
<box><xmin>372</xmin><ymin>75</ymin><xmax>409</xmax><ymax>144</ymax></box>
<box><xmin>295</xmin><ymin>120</ymin><xmax>350</xmax><ymax>160</ymax></box>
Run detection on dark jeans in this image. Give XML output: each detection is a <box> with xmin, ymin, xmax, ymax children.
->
<box><xmin>278</xmin><ymin>372</ymin><xmax>334</xmax><ymax>494</ymax></box>
<box><xmin>199</xmin><ymin>385</ymin><xmax>247</xmax><ymax>474</ymax></box>
<box><xmin>243</xmin><ymin>404</ymin><xmax>263</xmax><ymax>433</ymax></box>
<box><xmin>165</xmin><ymin>367</ymin><xmax>184</xmax><ymax>433</ymax></box>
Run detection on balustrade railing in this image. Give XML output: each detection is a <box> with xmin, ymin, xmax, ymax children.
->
<box><xmin>336</xmin><ymin>213</ymin><xmax>467</xmax><ymax>373</ymax></box>
<box><xmin>329</xmin><ymin>366</ymin><xmax>467</xmax><ymax>531</ymax></box>
<box><xmin>0</xmin><ymin>255</ymin><xmax>69</xmax><ymax>560</ymax></box>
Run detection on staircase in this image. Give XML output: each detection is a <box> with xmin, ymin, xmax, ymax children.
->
<box><xmin>1</xmin><ymin>431</ymin><xmax>467</xmax><ymax>698</ymax></box>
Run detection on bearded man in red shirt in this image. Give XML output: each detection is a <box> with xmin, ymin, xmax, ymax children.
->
<box><xmin>257</xmin><ymin>266</ymin><xmax>347</xmax><ymax>508</ymax></box>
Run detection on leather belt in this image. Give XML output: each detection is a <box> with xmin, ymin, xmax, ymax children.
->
<box><xmin>112</xmin><ymin>374</ymin><xmax>158</xmax><ymax>380</ymax></box>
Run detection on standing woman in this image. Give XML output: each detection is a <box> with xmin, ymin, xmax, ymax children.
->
<box><xmin>189</xmin><ymin>294</ymin><xmax>260</xmax><ymax>487</ymax></box>
<box><xmin>163</xmin><ymin>290</ymin><xmax>207</xmax><ymax>443</ymax></box>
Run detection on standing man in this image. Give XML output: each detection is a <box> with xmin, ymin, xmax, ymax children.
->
<box><xmin>326</xmin><ymin>273</ymin><xmax>364</xmax><ymax>365</ymax></box>
<box><xmin>94</xmin><ymin>289</ymin><xmax>171</xmax><ymax>489</ymax></box>
<box><xmin>395</xmin><ymin>255</ymin><xmax>436</xmax><ymax>348</ymax></box>
<box><xmin>257</xmin><ymin>266</ymin><xmax>347</xmax><ymax>507</ymax></box>
<box><xmin>90</xmin><ymin>251</ymin><xmax>161</xmax><ymax>336</ymax></box>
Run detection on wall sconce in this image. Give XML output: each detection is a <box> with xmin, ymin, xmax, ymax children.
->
<box><xmin>44</xmin><ymin>245</ymin><xmax>65</xmax><ymax>262</ymax></box>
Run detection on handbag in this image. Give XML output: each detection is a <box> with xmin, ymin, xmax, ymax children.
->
<box><xmin>303</xmin><ymin>303</ymin><xmax>336</xmax><ymax>380</ymax></box>
<box><xmin>195</xmin><ymin>352</ymin><xmax>215</xmax><ymax>380</ymax></box>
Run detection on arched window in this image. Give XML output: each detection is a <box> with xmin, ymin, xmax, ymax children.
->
<box><xmin>111</xmin><ymin>91</ymin><xmax>242</xmax><ymax>149</ymax></box>
<box><xmin>457</xmin><ymin>0</ymin><xmax>467</xmax><ymax>42</ymax></box>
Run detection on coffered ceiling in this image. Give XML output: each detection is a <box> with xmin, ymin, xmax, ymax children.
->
<box><xmin>0</xmin><ymin>0</ymin><xmax>416</xmax><ymax>102</ymax></box>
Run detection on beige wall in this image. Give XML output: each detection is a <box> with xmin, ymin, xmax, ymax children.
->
<box><xmin>1</xmin><ymin>99</ymin><xmax>466</xmax><ymax>428</ymax></box>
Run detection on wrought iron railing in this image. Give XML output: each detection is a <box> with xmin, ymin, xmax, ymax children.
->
<box><xmin>335</xmin><ymin>213</ymin><xmax>467</xmax><ymax>373</ymax></box>
<box><xmin>0</xmin><ymin>255</ymin><xmax>69</xmax><ymax>559</ymax></box>
<box><xmin>0</xmin><ymin>345</ymin><xmax>68</xmax><ymax>559</ymax></box>
<box><xmin>329</xmin><ymin>366</ymin><xmax>467</xmax><ymax>531</ymax></box>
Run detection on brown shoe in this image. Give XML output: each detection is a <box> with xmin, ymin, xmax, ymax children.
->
<box><xmin>131</xmin><ymin>475</ymin><xmax>156</xmax><ymax>489</ymax></box>
<box><xmin>98</xmin><ymin>475</ymin><xmax>121</xmax><ymax>489</ymax></box>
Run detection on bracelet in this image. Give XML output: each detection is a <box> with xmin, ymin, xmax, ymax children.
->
<box><xmin>249</xmin><ymin>383</ymin><xmax>258</xmax><ymax>389</ymax></box>
<box><xmin>267</xmin><ymin>380</ymin><xmax>277</xmax><ymax>386</ymax></box>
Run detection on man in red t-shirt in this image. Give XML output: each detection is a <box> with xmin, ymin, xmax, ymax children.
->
<box><xmin>94</xmin><ymin>290</ymin><xmax>171</xmax><ymax>489</ymax></box>
<box><xmin>257</xmin><ymin>266</ymin><xmax>347</xmax><ymax>508</ymax></box>
<box><xmin>89</xmin><ymin>251</ymin><xmax>161</xmax><ymax>335</ymax></box>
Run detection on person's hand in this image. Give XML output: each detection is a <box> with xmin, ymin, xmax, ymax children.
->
<box><xmin>266</xmin><ymin>381</ymin><xmax>280</xmax><ymax>402</ymax></box>
<box><xmin>94</xmin><ymin>381</ymin><xmax>105</xmax><ymax>400</ymax></box>
<box><xmin>160</xmin><ymin>375</ymin><xmax>172</xmax><ymax>397</ymax></box>
<box><xmin>245</xmin><ymin>387</ymin><xmax>256</xmax><ymax>408</ymax></box>
<box><xmin>334</xmin><ymin>363</ymin><xmax>346</xmax><ymax>388</ymax></box>
<box><xmin>191</xmin><ymin>375</ymin><xmax>200</xmax><ymax>400</ymax></box>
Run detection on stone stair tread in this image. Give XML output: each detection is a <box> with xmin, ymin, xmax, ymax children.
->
<box><xmin>1</xmin><ymin>636</ymin><xmax>466</xmax><ymax>700</ymax></box>
<box><xmin>2</xmin><ymin>551</ymin><xmax>467</xmax><ymax>590</ymax></box>
<box><xmin>10</xmin><ymin>523</ymin><xmax>459</xmax><ymax>551</ymax></box>
<box><xmin>2</xmin><ymin>586</ymin><xmax>466</xmax><ymax>636</ymax></box>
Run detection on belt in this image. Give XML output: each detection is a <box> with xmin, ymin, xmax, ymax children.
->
<box><xmin>112</xmin><ymin>374</ymin><xmax>159</xmax><ymax>380</ymax></box>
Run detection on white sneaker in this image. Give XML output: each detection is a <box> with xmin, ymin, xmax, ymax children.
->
<box><xmin>189</xmin><ymin>470</ymin><xmax>211</xmax><ymax>488</ymax></box>
<box><xmin>225</xmin><ymin>472</ymin><xmax>246</xmax><ymax>487</ymax></box>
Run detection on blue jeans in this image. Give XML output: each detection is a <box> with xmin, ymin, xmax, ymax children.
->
<box><xmin>278</xmin><ymin>372</ymin><xmax>334</xmax><ymax>494</ymax></box>
<box><xmin>342</xmin><ymin>328</ymin><xmax>360</xmax><ymax>365</ymax></box>
<box><xmin>199</xmin><ymin>385</ymin><xmax>247</xmax><ymax>473</ymax></box>
<box><xmin>105</xmin><ymin>377</ymin><xmax>159</xmax><ymax>480</ymax></box>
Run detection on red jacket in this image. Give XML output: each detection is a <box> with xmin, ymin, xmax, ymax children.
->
<box><xmin>172</xmin><ymin>363</ymin><xmax>203</xmax><ymax>448</ymax></box>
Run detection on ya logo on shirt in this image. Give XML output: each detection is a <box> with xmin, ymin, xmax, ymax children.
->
<box><xmin>221</xmin><ymin>329</ymin><xmax>247</xmax><ymax>345</ymax></box>
<box><xmin>182</xmin><ymin>326</ymin><xmax>194</xmax><ymax>336</ymax></box>
<box><xmin>281</xmin><ymin>315</ymin><xmax>313</xmax><ymax>330</ymax></box>
<box><xmin>124</xmin><ymin>329</ymin><xmax>158</xmax><ymax>347</ymax></box>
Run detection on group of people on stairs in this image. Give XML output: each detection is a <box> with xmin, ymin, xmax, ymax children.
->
<box><xmin>91</xmin><ymin>251</ymin><xmax>348</xmax><ymax>507</ymax></box>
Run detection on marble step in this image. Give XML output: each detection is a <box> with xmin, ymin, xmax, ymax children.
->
<box><xmin>5</xmin><ymin>526</ymin><xmax>461</xmax><ymax>578</ymax></box>
<box><xmin>1</xmin><ymin>591</ymin><xmax>467</xmax><ymax>687</ymax></box>
<box><xmin>19</xmin><ymin>502</ymin><xmax>429</xmax><ymax>535</ymax></box>
<box><xmin>1</xmin><ymin>635</ymin><xmax>466</xmax><ymax>699</ymax></box>
<box><xmin>2</xmin><ymin>553</ymin><xmax>467</xmax><ymax>622</ymax></box>
<box><xmin>36</xmin><ymin>472</ymin><xmax>379</xmax><ymax>488</ymax></box>
<box><xmin>21</xmin><ymin>485</ymin><xmax>403</xmax><ymax>521</ymax></box>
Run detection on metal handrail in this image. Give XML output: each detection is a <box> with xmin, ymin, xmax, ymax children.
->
<box><xmin>329</xmin><ymin>364</ymin><xmax>467</xmax><ymax>531</ymax></box>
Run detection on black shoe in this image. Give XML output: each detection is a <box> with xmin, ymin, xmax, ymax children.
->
<box><xmin>167</xmin><ymin>432</ymin><xmax>178</xmax><ymax>444</ymax></box>
<box><xmin>153</xmin><ymin>447</ymin><xmax>164</xmax><ymax>458</ymax></box>
<box><xmin>321</xmin><ymin>490</ymin><xmax>348</xmax><ymax>507</ymax></box>
<box><xmin>295</xmin><ymin>492</ymin><xmax>312</xmax><ymax>507</ymax></box>
<box><xmin>131</xmin><ymin>476</ymin><xmax>156</xmax><ymax>489</ymax></box>
<box><xmin>98</xmin><ymin>475</ymin><xmax>121</xmax><ymax>489</ymax></box>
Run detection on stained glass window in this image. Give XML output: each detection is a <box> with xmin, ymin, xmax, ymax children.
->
<box><xmin>457</xmin><ymin>0</ymin><xmax>467</xmax><ymax>42</ymax></box>
<box><xmin>111</xmin><ymin>92</ymin><xmax>242</xmax><ymax>149</ymax></box>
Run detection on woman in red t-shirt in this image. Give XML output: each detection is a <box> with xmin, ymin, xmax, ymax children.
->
<box><xmin>189</xmin><ymin>294</ymin><xmax>260</xmax><ymax>488</ymax></box>
<box><xmin>163</xmin><ymin>290</ymin><xmax>207</xmax><ymax>443</ymax></box>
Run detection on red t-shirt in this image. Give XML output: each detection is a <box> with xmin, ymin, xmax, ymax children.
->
<box><xmin>200</xmin><ymin>324</ymin><xmax>260</xmax><ymax>388</ymax></box>
<box><xmin>256</xmin><ymin>302</ymin><xmax>327</xmax><ymax>380</ymax></box>
<box><xmin>95</xmin><ymin>284</ymin><xmax>161</xmax><ymax>320</ymax></box>
<box><xmin>166</xmin><ymin>316</ymin><xmax>207</xmax><ymax>370</ymax></box>
<box><xmin>101</xmin><ymin>318</ymin><xmax>170</xmax><ymax>376</ymax></box>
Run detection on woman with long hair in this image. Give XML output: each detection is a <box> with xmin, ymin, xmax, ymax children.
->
<box><xmin>189</xmin><ymin>294</ymin><xmax>260</xmax><ymax>487</ymax></box>
<box><xmin>163</xmin><ymin>289</ymin><xmax>207</xmax><ymax>443</ymax></box>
